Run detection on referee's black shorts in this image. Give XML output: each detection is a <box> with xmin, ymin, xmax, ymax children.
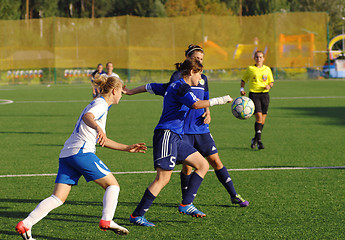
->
<box><xmin>249</xmin><ymin>92</ymin><xmax>270</xmax><ymax>114</ymax></box>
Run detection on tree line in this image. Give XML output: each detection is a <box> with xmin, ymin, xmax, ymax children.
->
<box><xmin>0</xmin><ymin>0</ymin><xmax>344</xmax><ymax>36</ymax></box>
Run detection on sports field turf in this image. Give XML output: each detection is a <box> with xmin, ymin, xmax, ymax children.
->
<box><xmin>1</xmin><ymin>79</ymin><xmax>345</xmax><ymax>239</ymax></box>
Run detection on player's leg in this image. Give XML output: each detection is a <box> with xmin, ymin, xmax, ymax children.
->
<box><xmin>179</xmin><ymin>135</ymin><xmax>194</xmax><ymax>198</ymax></box>
<box><xmin>179</xmin><ymin>151</ymin><xmax>209</xmax><ymax>217</ymax></box>
<box><xmin>257</xmin><ymin>93</ymin><xmax>270</xmax><ymax>149</ymax></box>
<box><xmin>180</xmin><ymin>162</ymin><xmax>193</xmax><ymax>197</ymax></box>
<box><xmin>95</xmin><ymin>174</ymin><xmax>128</xmax><ymax>235</ymax></box>
<box><xmin>130</xmin><ymin>168</ymin><xmax>173</xmax><ymax>226</ymax></box>
<box><xmin>16</xmin><ymin>183</ymin><xmax>68</xmax><ymax>240</ymax></box>
<box><xmin>206</xmin><ymin>153</ymin><xmax>249</xmax><ymax>207</ymax></box>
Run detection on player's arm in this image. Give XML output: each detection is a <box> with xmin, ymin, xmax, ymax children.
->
<box><xmin>202</xmin><ymin>107</ymin><xmax>211</xmax><ymax>124</ymax></box>
<box><xmin>82</xmin><ymin>112</ymin><xmax>107</xmax><ymax>147</ymax></box>
<box><xmin>102</xmin><ymin>139</ymin><xmax>147</xmax><ymax>153</ymax></box>
<box><xmin>123</xmin><ymin>85</ymin><xmax>147</xmax><ymax>95</ymax></box>
<box><xmin>82</xmin><ymin>112</ymin><xmax>147</xmax><ymax>152</ymax></box>
<box><xmin>240</xmin><ymin>80</ymin><xmax>246</xmax><ymax>96</ymax></box>
<box><xmin>192</xmin><ymin>96</ymin><xmax>232</xmax><ymax>109</ymax></box>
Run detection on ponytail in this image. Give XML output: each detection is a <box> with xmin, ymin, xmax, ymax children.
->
<box><xmin>92</xmin><ymin>74</ymin><xmax>123</xmax><ymax>95</ymax></box>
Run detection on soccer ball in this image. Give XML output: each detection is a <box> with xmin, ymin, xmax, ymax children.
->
<box><xmin>231</xmin><ymin>96</ymin><xmax>255</xmax><ymax>119</ymax></box>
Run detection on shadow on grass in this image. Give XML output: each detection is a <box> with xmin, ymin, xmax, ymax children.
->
<box><xmin>0</xmin><ymin>230</ymin><xmax>70</xmax><ymax>240</ymax></box>
<box><xmin>275</xmin><ymin>106</ymin><xmax>345</xmax><ymax>126</ymax></box>
<box><xmin>0</xmin><ymin>131</ymin><xmax>54</xmax><ymax>135</ymax></box>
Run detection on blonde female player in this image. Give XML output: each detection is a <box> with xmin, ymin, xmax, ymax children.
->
<box><xmin>240</xmin><ymin>50</ymin><xmax>274</xmax><ymax>150</ymax></box>
<box><xmin>15</xmin><ymin>75</ymin><xmax>147</xmax><ymax>239</ymax></box>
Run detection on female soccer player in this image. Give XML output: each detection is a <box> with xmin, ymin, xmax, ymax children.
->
<box><xmin>101</xmin><ymin>62</ymin><xmax>120</xmax><ymax>79</ymax></box>
<box><xmin>91</xmin><ymin>63</ymin><xmax>106</xmax><ymax>99</ymax></box>
<box><xmin>129</xmin><ymin>58</ymin><xmax>233</xmax><ymax>227</ymax></box>
<box><xmin>15</xmin><ymin>75</ymin><xmax>147</xmax><ymax>239</ymax></box>
<box><xmin>125</xmin><ymin>44</ymin><xmax>249</xmax><ymax>207</ymax></box>
<box><xmin>240</xmin><ymin>50</ymin><xmax>274</xmax><ymax>150</ymax></box>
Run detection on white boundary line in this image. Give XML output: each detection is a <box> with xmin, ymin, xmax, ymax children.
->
<box><xmin>1</xmin><ymin>166</ymin><xmax>344</xmax><ymax>178</ymax></box>
<box><xmin>3</xmin><ymin>96</ymin><xmax>345</xmax><ymax>104</ymax></box>
<box><xmin>0</xmin><ymin>99</ymin><xmax>14</xmax><ymax>105</ymax></box>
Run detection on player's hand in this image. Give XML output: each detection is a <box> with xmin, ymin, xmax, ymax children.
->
<box><xmin>240</xmin><ymin>90</ymin><xmax>246</xmax><ymax>96</ymax></box>
<box><xmin>264</xmin><ymin>85</ymin><xmax>271</xmax><ymax>90</ymax></box>
<box><xmin>96</xmin><ymin>128</ymin><xmax>107</xmax><ymax>147</ymax></box>
<box><xmin>127</xmin><ymin>143</ymin><xmax>147</xmax><ymax>153</ymax></box>
<box><xmin>122</xmin><ymin>85</ymin><xmax>131</xmax><ymax>95</ymax></box>
<box><xmin>202</xmin><ymin>111</ymin><xmax>211</xmax><ymax>124</ymax></box>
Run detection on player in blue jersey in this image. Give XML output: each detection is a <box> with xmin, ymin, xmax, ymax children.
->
<box><xmin>91</xmin><ymin>64</ymin><xmax>106</xmax><ymax>99</ymax></box>
<box><xmin>128</xmin><ymin>58</ymin><xmax>233</xmax><ymax>227</ymax></box>
<box><xmin>15</xmin><ymin>75</ymin><xmax>147</xmax><ymax>239</ymax></box>
<box><xmin>125</xmin><ymin>44</ymin><xmax>249</xmax><ymax>208</ymax></box>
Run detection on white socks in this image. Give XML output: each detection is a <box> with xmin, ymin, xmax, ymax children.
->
<box><xmin>23</xmin><ymin>195</ymin><xmax>63</xmax><ymax>229</ymax></box>
<box><xmin>101</xmin><ymin>185</ymin><xmax>120</xmax><ymax>221</ymax></box>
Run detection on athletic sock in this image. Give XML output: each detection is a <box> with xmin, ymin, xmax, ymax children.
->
<box><xmin>102</xmin><ymin>185</ymin><xmax>120</xmax><ymax>221</ymax></box>
<box><xmin>182</xmin><ymin>172</ymin><xmax>203</xmax><ymax>205</ymax></box>
<box><xmin>23</xmin><ymin>195</ymin><xmax>63</xmax><ymax>229</ymax></box>
<box><xmin>132</xmin><ymin>188</ymin><xmax>156</xmax><ymax>217</ymax></box>
<box><xmin>215</xmin><ymin>166</ymin><xmax>237</xmax><ymax>198</ymax></box>
<box><xmin>180</xmin><ymin>172</ymin><xmax>192</xmax><ymax>199</ymax></box>
<box><xmin>254</xmin><ymin>122</ymin><xmax>263</xmax><ymax>141</ymax></box>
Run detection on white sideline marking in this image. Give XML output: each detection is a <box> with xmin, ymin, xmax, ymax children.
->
<box><xmin>13</xmin><ymin>99</ymin><xmax>162</xmax><ymax>103</ymax></box>
<box><xmin>1</xmin><ymin>166</ymin><xmax>344</xmax><ymax>178</ymax></box>
<box><xmin>4</xmin><ymin>96</ymin><xmax>345</xmax><ymax>104</ymax></box>
<box><xmin>0</xmin><ymin>99</ymin><xmax>14</xmax><ymax>105</ymax></box>
<box><xmin>272</xmin><ymin>96</ymin><xmax>345</xmax><ymax>100</ymax></box>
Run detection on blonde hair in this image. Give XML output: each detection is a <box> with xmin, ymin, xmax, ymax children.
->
<box><xmin>92</xmin><ymin>74</ymin><xmax>123</xmax><ymax>95</ymax></box>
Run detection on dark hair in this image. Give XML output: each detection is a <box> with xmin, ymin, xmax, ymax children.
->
<box><xmin>175</xmin><ymin>58</ymin><xmax>203</xmax><ymax>77</ymax></box>
<box><xmin>92</xmin><ymin>74</ymin><xmax>123</xmax><ymax>95</ymax></box>
<box><xmin>106</xmin><ymin>62</ymin><xmax>113</xmax><ymax>67</ymax></box>
<box><xmin>97</xmin><ymin>64</ymin><xmax>103</xmax><ymax>67</ymax></box>
<box><xmin>185</xmin><ymin>44</ymin><xmax>204</xmax><ymax>57</ymax></box>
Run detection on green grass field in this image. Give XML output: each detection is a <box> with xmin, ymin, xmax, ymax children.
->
<box><xmin>1</xmin><ymin>79</ymin><xmax>345</xmax><ymax>239</ymax></box>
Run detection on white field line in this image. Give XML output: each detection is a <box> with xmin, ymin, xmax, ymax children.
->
<box><xmin>1</xmin><ymin>166</ymin><xmax>344</xmax><ymax>178</ymax></box>
<box><xmin>13</xmin><ymin>99</ymin><xmax>162</xmax><ymax>103</ymax></box>
<box><xmin>2</xmin><ymin>95</ymin><xmax>345</xmax><ymax>104</ymax></box>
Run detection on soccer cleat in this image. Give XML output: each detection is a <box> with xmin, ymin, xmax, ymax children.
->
<box><xmin>129</xmin><ymin>214</ymin><xmax>155</xmax><ymax>227</ymax></box>
<box><xmin>99</xmin><ymin>219</ymin><xmax>129</xmax><ymax>235</ymax></box>
<box><xmin>257</xmin><ymin>140</ymin><xmax>265</xmax><ymax>150</ymax></box>
<box><xmin>231</xmin><ymin>194</ymin><xmax>249</xmax><ymax>207</ymax></box>
<box><xmin>251</xmin><ymin>138</ymin><xmax>257</xmax><ymax>149</ymax></box>
<box><xmin>178</xmin><ymin>203</ymin><xmax>206</xmax><ymax>218</ymax></box>
<box><xmin>15</xmin><ymin>221</ymin><xmax>35</xmax><ymax>240</ymax></box>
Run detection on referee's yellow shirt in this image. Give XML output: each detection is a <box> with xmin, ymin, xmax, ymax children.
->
<box><xmin>242</xmin><ymin>65</ymin><xmax>274</xmax><ymax>93</ymax></box>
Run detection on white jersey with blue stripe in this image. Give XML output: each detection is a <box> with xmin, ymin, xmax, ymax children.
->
<box><xmin>59</xmin><ymin>97</ymin><xmax>109</xmax><ymax>158</ymax></box>
<box><xmin>154</xmin><ymin>79</ymin><xmax>198</xmax><ymax>136</ymax></box>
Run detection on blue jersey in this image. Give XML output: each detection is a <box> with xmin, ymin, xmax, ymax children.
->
<box><xmin>154</xmin><ymin>79</ymin><xmax>199</xmax><ymax>135</ymax></box>
<box><xmin>171</xmin><ymin>71</ymin><xmax>210</xmax><ymax>134</ymax></box>
<box><xmin>147</xmin><ymin>71</ymin><xmax>210</xmax><ymax>134</ymax></box>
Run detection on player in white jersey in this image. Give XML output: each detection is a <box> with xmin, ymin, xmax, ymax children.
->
<box><xmin>101</xmin><ymin>62</ymin><xmax>120</xmax><ymax>79</ymax></box>
<box><xmin>15</xmin><ymin>75</ymin><xmax>147</xmax><ymax>240</ymax></box>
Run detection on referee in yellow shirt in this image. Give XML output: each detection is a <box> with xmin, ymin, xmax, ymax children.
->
<box><xmin>240</xmin><ymin>51</ymin><xmax>274</xmax><ymax>150</ymax></box>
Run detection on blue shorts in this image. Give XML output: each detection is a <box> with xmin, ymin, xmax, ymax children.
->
<box><xmin>55</xmin><ymin>152</ymin><xmax>111</xmax><ymax>185</ymax></box>
<box><xmin>153</xmin><ymin>129</ymin><xmax>197</xmax><ymax>170</ymax></box>
<box><xmin>182</xmin><ymin>133</ymin><xmax>218</xmax><ymax>157</ymax></box>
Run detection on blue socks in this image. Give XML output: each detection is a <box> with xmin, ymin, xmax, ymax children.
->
<box><xmin>181</xmin><ymin>166</ymin><xmax>238</xmax><ymax>199</ymax></box>
<box><xmin>180</xmin><ymin>172</ymin><xmax>192</xmax><ymax>197</ymax></box>
<box><xmin>132</xmin><ymin>188</ymin><xmax>156</xmax><ymax>217</ymax></box>
<box><xmin>182</xmin><ymin>172</ymin><xmax>203</xmax><ymax>205</ymax></box>
<box><xmin>215</xmin><ymin>166</ymin><xmax>237</xmax><ymax>197</ymax></box>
